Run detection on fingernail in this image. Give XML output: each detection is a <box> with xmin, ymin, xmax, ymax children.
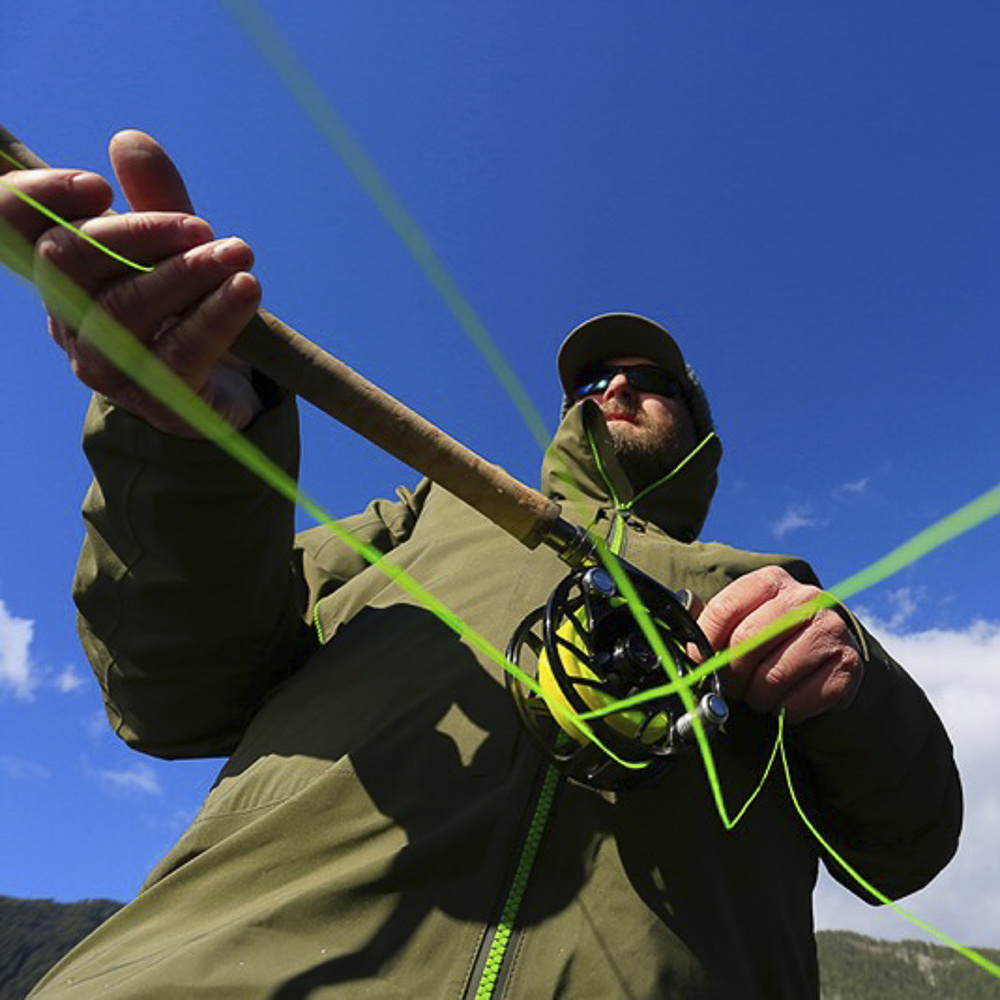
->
<box><xmin>228</xmin><ymin>271</ymin><xmax>261</xmax><ymax>302</ymax></box>
<box><xmin>67</xmin><ymin>172</ymin><xmax>109</xmax><ymax>198</ymax></box>
<box><xmin>212</xmin><ymin>237</ymin><xmax>252</xmax><ymax>265</ymax></box>
<box><xmin>674</xmin><ymin>589</ymin><xmax>691</xmax><ymax>609</ymax></box>
<box><xmin>183</xmin><ymin>216</ymin><xmax>213</xmax><ymax>240</ymax></box>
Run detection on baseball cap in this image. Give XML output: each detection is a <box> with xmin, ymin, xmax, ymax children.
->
<box><xmin>557</xmin><ymin>313</ymin><xmax>713</xmax><ymax>438</ymax></box>
<box><xmin>557</xmin><ymin>312</ymin><xmax>689</xmax><ymax>400</ymax></box>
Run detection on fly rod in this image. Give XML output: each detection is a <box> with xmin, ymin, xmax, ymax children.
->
<box><xmin>1</xmin><ymin>123</ymin><xmax>727</xmax><ymax>790</ymax></box>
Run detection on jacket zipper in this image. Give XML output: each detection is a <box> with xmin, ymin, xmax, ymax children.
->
<box><xmin>467</xmin><ymin>763</ymin><xmax>561</xmax><ymax>999</ymax></box>
<box><xmin>467</xmin><ymin>433</ymin><xmax>634</xmax><ymax>998</ymax></box>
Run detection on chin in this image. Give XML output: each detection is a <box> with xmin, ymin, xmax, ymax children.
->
<box><xmin>608</xmin><ymin>422</ymin><xmax>649</xmax><ymax>446</ymax></box>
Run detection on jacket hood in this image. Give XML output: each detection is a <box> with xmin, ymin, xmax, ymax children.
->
<box><xmin>541</xmin><ymin>400</ymin><xmax>722</xmax><ymax>542</ymax></box>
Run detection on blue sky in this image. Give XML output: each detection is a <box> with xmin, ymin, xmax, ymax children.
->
<box><xmin>2</xmin><ymin>0</ymin><xmax>998</xmax><ymax>957</ymax></box>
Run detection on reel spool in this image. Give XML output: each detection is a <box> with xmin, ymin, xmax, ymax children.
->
<box><xmin>506</xmin><ymin>565</ymin><xmax>728</xmax><ymax>791</ymax></box>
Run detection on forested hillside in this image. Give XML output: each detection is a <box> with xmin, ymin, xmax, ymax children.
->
<box><xmin>0</xmin><ymin>897</ymin><xmax>121</xmax><ymax>1000</ymax></box>
<box><xmin>817</xmin><ymin>930</ymin><xmax>1000</xmax><ymax>999</ymax></box>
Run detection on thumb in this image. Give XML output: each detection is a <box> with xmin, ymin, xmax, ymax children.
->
<box><xmin>109</xmin><ymin>130</ymin><xmax>196</xmax><ymax>214</ymax></box>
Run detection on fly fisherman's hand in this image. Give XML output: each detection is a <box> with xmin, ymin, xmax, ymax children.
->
<box><xmin>694</xmin><ymin>566</ymin><xmax>865</xmax><ymax>723</ymax></box>
<box><xmin>2</xmin><ymin>130</ymin><xmax>262</xmax><ymax>436</ymax></box>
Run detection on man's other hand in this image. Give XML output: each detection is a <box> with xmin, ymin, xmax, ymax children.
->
<box><xmin>696</xmin><ymin>565</ymin><xmax>864</xmax><ymax>723</ymax></box>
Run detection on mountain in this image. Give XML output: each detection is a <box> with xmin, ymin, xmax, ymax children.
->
<box><xmin>0</xmin><ymin>897</ymin><xmax>121</xmax><ymax>1000</ymax></box>
<box><xmin>817</xmin><ymin>930</ymin><xmax>1000</xmax><ymax>999</ymax></box>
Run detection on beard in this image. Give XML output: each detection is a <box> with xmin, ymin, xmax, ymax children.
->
<box><xmin>605</xmin><ymin>414</ymin><xmax>692</xmax><ymax>489</ymax></box>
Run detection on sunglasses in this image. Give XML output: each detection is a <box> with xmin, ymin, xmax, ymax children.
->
<box><xmin>573</xmin><ymin>364</ymin><xmax>682</xmax><ymax>401</ymax></box>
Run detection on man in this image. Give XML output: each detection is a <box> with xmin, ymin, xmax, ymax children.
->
<box><xmin>6</xmin><ymin>133</ymin><xmax>960</xmax><ymax>999</ymax></box>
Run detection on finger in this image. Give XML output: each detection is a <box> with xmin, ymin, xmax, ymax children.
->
<box><xmin>719</xmin><ymin>631</ymin><xmax>802</xmax><ymax>703</ymax></box>
<box><xmin>696</xmin><ymin>566</ymin><xmax>790</xmax><ymax>653</ymax></box>
<box><xmin>697</xmin><ymin>568</ymin><xmax>826</xmax><ymax>703</ymax></box>
<box><xmin>721</xmin><ymin>594</ymin><xmax>819</xmax><ymax>697</ymax></box>
<box><xmin>739</xmin><ymin>607</ymin><xmax>862</xmax><ymax>716</ymax></box>
<box><xmin>771</xmin><ymin>648</ymin><xmax>864</xmax><ymax>723</ymax></box>
<box><xmin>148</xmin><ymin>270</ymin><xmax>261</xmax><ymax>393</ymax></box>
<box><xmin>737</xmin><ymin>616</ymin><xmax>831</xmax><ymax>713</ymax></box>
<box><xmin>34</xmin><ymin>212</ymin><xmax>214</xmax><ymax>292</ymax></box>
<box><xmin>110</xmin><ymin>131</ymin><xmax>195</xmax><ymax>214</ymax></box>
<box><xmin>49</xmin><ymin>314</ymin><xmax>74</xmax><ymax>352</ymax></box>
<box><xmin>0</xmin><ymin>170</ymin><xmax>112</xmax><ymax>275</ymax></box>
<box><xmin>698</xmin><ymin>567</ymin><xmax>826</xmax><ymax>667</ymax></box>
<box><xmin>70</xmin><ymin>240</ymin><xmax>255</xmax><ymax>394</ymax></box>
<box><xmin>94</xmin><ymin>237</ymin><xmax>254</xmax><ymax>342</ymax></box>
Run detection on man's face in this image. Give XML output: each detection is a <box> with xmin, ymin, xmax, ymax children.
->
<box><xmin>573</xmin><ymin>356</ymin><xmax>697</xmax><ymax>486</ymax></box>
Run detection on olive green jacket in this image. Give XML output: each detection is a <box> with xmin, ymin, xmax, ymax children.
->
<box><xmin>32</xmin><ymin>396</ymin><xmax>961</xmax><ymax>999</ymax></box>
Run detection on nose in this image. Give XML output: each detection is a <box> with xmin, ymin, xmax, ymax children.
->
<box><xmin>601</xmin><ymin>371</ymin><xmax>636</xmax><ymax>404</ymax></box>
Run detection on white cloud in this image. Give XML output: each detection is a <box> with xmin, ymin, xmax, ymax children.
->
<box><xmin>836</xmin><ymin>476</ymin><xmax>871</xmax><ymax>497</ymax></box>
<box><xmin>814</xmin><ymin>618</ymin><xmax>1000</xmax><ymax>953</ymax></box>
<box><xmin>0</xmin><ymin>754</ymin><xmax>50</xmax><ymax>781</ymax></box>
<box><xmin>770</xmin><ymin>504</ymin><xmax>824</xmax><ymax>539</ymax></box>
<box><xmin>95</xmin><ymin>762</ymin><xmax>163</xmax><ymax>797</ymax></box>
<box><xmin>854</xmin><ymin>587</ymin><xmax>930</xmax><ymax>634</ymax></box>
<box><xmin>84</xmin><ymin>709</ymin><xmax>111</xmax><ymax>741</ymax></box>
<box><xmin>0</xmin><ymin>599</ymin><xmax>37</xmax><ymax>699</ymax></box>
<box><xmin>882</xmin><ymin>587</ymin><xmax>922</xmax><ymax>630</ymax></box>
<box><xmin>54</xmin><ymin>664</ymin><xmax>85</xmax><ymax>693</ymax></box>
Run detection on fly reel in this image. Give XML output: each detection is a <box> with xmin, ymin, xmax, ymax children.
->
<box><xmin>506</xmin><ymin>564</ymin><xmax>728</xmax><ymax>791</ymax></box>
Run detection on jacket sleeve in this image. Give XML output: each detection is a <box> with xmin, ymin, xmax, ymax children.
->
<box><xmin>73</xmin><ymin>393</ymin><xmax>424</xmax><ymax>760</ymax></box>
<box><xmin>785</xmin><ymin>599</ymin><xmax>962</xmax><ymax>903</ymax></box>
<box><xmin>710</xmin><ymin>553</ymin><xmax>962</xmax><ymax>902</ymax></box>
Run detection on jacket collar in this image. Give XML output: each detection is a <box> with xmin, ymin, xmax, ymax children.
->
<box><xmin>541</xmin><ymin>400</ymin><xmax>722</xmax><ymax>542</ymax></box>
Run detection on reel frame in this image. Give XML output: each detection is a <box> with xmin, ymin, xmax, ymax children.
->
<box><xmin>506</xmin><ymin>562</ymin><xmax>728</xmax><ymax>792</ymax></box>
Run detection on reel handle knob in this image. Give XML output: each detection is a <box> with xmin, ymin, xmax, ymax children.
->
<box><xmin>674</xmin><ymin>692</ymin><xmax>730</xmax><ymax>744</ymax></box>
<box><xmin>581</xmin><ymin>567</ymin><xmax>616</xmax><ymax>598</ymax></box>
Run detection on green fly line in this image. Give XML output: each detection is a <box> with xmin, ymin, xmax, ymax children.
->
<box><xmin>5</xmin><ymin>113</ymin><xmax>1000</xmax><ymax>978</ymax></box>
<box><xmin>778</xmin><ymin>710</ymin><xmax>1000</xmax><ymax>979</ymax></box>
<box><xmin>206</xmin><ymin>12</ymin><xmax>1000</xmax><ymax>965</ymax></box>
<box><xmin>580</xmin><ymin>481</ymin><xmax>1000</xmax><ymax>714</ymax></box>
<box><xmin>0</xmin><ymin>153</ymin><xmax>153</xmax><ymax>274</ymax></box>
<box><xmin>6</xmin><ymin>152</ymin><xmax>998</xmax><ymax>984</ymax></box>
<box><xmin>219</xmin><ymin>0</ymin><xmax>550</xmax><ymax>452</ymax></box>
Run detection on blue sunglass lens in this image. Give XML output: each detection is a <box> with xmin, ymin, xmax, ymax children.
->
<box><xmin>574</xmin><ymin>366</ymin><xmax>678</xmax><ymax>400</ymax></box>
